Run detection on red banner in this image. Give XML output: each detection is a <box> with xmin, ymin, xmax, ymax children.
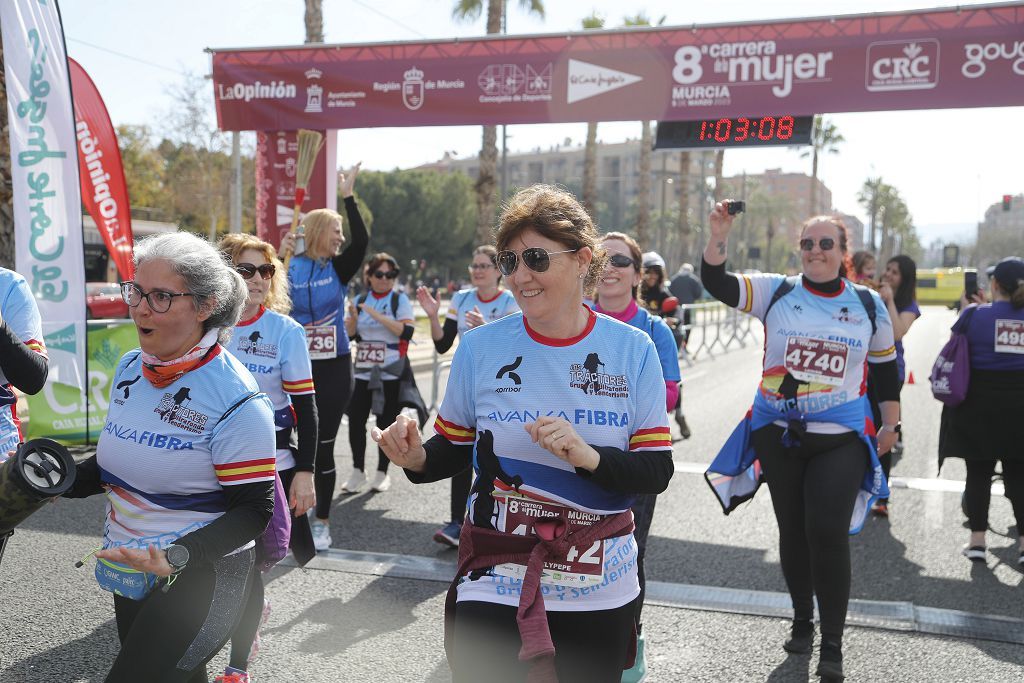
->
<box><xmin>69</xmin><ymin>58</ymin><xmax>134</xmax><ymax>280</ymax></box>
<box><xmin>211</xmin><ymin>4</ymin><xmax>1024</xmax><ymax>131</ymax></box>
<box><xmin>254</xmin><ymin>130</ymin><xmax>335</xmax><ymax>248</ymax></box>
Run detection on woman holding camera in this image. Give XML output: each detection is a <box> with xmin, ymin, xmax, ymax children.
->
<box><xmin>939</xmin><ymin>256</ymin><xmax>1024</xmax><ymax>567</ymax></box>
<box><xmin>702</xmin><ymin>203</ymin><xmax>898</xmax><ymax>681</ymax></box>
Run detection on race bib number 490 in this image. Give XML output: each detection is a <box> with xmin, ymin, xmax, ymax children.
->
<box><xmin>995</xmin><ymin>320</ymin><xmax>1024</xmax><ymax>355</ymax></box>
<box><xmin>304</xmin><ymin>325</ymin><xmax>337</xmax><ymax>360</ymax></box>
<box><xmin>784</xmin><ymin>337</ymin><xmax>849</xmax><ymax>386</ymax></box>
<box><xmin>493</xmin><ymin>495</ymin><xmax>604</xmax><ymax>587</ymax></box>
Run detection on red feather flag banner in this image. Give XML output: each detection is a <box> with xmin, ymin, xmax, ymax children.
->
<box><xmin>69</xmin><ymin>58</ymin><xmax>135</xmax><ymax>280</ymax></box>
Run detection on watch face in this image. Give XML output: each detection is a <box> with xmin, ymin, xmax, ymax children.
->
<box><xmin>166</xmin><ymin>545</ymin><xmax>189</xmax><ymax>568</ymax></box>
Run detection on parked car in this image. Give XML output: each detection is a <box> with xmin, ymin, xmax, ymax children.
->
<box><xmin>86</xmin><ymin>282</ymin><xmax>128</xmax><ymax>319</ymax></box>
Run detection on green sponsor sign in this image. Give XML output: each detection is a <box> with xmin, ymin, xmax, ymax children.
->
<box><xmin>26</xmin><ymin>321</ymin><xmax>138</xmax><ymax>444</ymax></box>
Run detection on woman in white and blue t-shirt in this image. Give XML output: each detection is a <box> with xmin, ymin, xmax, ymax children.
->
<box><xmin>417</xmin><ymin>245</ymin><xmax>519</xmax><ymax>548</ymax></box>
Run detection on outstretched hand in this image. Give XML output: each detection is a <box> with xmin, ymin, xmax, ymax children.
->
<box><xmin>372</xmin><ymin>414</ymin><xmax>426</xmax><ymax>472</ymax></box>
<box><xmin>416</xmin><ymin>286</ymin><xmax>440</xmax><ymax>318</ymax></box>
<box><xmin>339</xmin><ymin>162</ymin><xmax>362</xmax><ymax>198</ymax></box>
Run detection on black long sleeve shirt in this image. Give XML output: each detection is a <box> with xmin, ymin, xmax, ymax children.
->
<box><xmin>0</xmin><ymin>321</ymin><xmax>48</xmax><ymax>394</ymax></box>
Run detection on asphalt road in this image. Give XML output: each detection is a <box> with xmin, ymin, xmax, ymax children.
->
<box><xmin>1</xmin><ymin>305</ymin><xmax>1022</xmax><ymax>682</ymax></box>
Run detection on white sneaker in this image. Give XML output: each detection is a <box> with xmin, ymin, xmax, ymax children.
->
<box><xmin>370</xmin><ymin>471</ymin><xmax>391</xmax><ymax>492</ymax></box>
<box><xmin>310</xmin><ymin>520</ymin><xmax>332</xmax><ymax>551</ymax></box>
<box><xmin>340</xmin><ymin>470</ymin><xmax>366</xmax><ymax>494</ymax></box>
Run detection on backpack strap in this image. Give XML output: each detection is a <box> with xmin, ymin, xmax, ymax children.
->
<box><xmin>391</xmin><ymin>291</ymin><xmax>400</xmax><ymax>319</ymax></box>
<box><xmin>217</xmin><ymin>391</ymin><xmax>261</xmax><ymax>426</ymax></box>
<box><xmin>952</xmin><ymin>303</ymin><xmax>978</xmax><ymax>334</ymax></box>
<box><xmin>850</xmin><ymin>283</ymin><xmax>878</xmax><ymax>336</ymax></box>
<box><xmin>763</xmin><ymin>276</ymin><xmax>799</xmax><ymax>321</ymax></box>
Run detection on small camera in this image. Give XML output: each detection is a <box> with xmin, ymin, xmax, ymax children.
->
<box><xmin>726</xmin><ymin>200</ymin><xmax>746</xmax><ymax>215</ymax></box>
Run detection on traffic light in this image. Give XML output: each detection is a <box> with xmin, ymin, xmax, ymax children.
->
<box><xmin>1003</xmin><ymin>195</ymin><xmax>1013</xmax><ymax>211</ymax></box>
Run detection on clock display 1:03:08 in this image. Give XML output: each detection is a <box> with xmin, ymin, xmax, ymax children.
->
<box><xmin>698</xmin><ymin>116</ymin><xmax>796</xmax><ymax>143</ymax></box>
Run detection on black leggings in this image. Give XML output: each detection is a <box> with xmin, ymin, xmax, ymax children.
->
<box><xmin>106</xmin><ymin>548</ymin><xmax>254</xmax><ymax>682</ymax></box>
<box><xmin>347</xmin><ymin>377</ymin><xmax>400</xmax><ymax>473</ymax></box>
<box><xmin>964</xmin><ymin>459</ymin><xmax>1024</xmax><ymax>534</ymax></box>
<box><xmin>452</xmin><ymin>598</ymin><xmax>637</xmax><ymax>683</ymax></box>
<box><xmin>752</xmin><ymin>425</ymin><xmax>867</xmax><ymax>641</ymax></box>
<box><xmin>311</xmin><ymin>353</ymin><xmax>353</xmax><ymax>518</ymax></box>
<box><xmin>450</xmin><ymin>466</ymin><xmax>472</xmax><ymax>523</ymax></box>
<box><xmin>629</xmin><ymin>493</ymin><xmax>658</xmax><ymax>632</ymax></box>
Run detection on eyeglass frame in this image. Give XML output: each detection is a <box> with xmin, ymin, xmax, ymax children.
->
<box><xmin>606</xmin><ymin>254</ymin><xmax>638</xmax><ymax>270</ymax></box>
<box><xmin>798</xmin><ymin>237</ymin><xmax>837</xmax><ymax>252</ymax></box>
<box><xmin>234</xmin><ymin>262</ymin><xmax>276</xmax><ymax>280</ymax></box>
<box><xmin>468</xmin><ymin>262</ymin><xmax>496</xmax><ymax>271</ymax></box>
<box><xmin>371</xmin><ymin>269</ymin><xmax>399</xmax><ymax>280</ymax></box>
<box><xmin>495</xmin><ymin>247</ymin><xmax>579</xmax><ymax>276</ymax></box>
<box><xmin>120</xmin><ymin>281</ymin><xmax>196</xmax><ymax>314</ymax></box>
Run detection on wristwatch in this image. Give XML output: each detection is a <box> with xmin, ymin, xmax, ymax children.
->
<box><xmin>165</xmin><ymin>544</ymin><xmax>190</xmax><ymax>573</ymax></box>
<box><xmin>879</xmin><ymin>422</ymin><xmax>902</xmax><ymax>434</ymax></box>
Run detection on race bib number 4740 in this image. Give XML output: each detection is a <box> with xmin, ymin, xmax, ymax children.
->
<box><xmin>784</xmin><ymin>337</ymin><xmax>849</xmax><ymax>386</ymax></box>
<box><xmin>995</xmin><ymin>320</ymin><xmax>1024</xmax><ymax>355</ymax></box>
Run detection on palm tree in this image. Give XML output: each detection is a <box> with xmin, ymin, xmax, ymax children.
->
<box><xmin>304</xmin><ymin>0</ymin><xmax>324</xmax><ymax>43</ymax></box>
<box><xmin>453</xmin><ymin>0</ymin><xmax>546</xmax><ymax>244</ymax></box>
<box><xmin>857</xmin><ymin>176</ymin><xmax>885</xmax><ymax>252</ymax></box>
<box><xmin>677</xmin><ymin>151</ymin><xmax>692</xmax><ymax>260</ymax></box>
<box><xmin>800</xmin><ymin>116</ymin><xmax>843</xmax><ymax>215</ymax></box>
<box><xmin>580</xmin><ymin>12</ymin><xmax>605</xmax><ymax>219</ymax></box>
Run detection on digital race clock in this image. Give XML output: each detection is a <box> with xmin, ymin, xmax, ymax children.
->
<box><xmin>654</xmin><ymin>115</ymin><xmax>815</xmax><ymax>150</ymax></box>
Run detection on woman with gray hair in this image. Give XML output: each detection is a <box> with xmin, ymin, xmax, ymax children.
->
<box><xmin>64</xmin><ymin>231</ymin><xmax>277</xmax><ymax>683</ymax></box>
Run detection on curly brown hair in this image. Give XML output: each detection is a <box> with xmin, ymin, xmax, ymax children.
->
<box><xmin>217</xmin><ymin>233</ymin><xmax>291</xmax><ymax>314</ymax></box>
<box><xmin>495</xmin><ymin>185</ymin><xmax>607</xmax><ymax>291</ymax></box>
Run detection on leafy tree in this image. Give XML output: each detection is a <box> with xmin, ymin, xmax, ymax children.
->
<box><xmin>800</xmin><ymin>116</ymin><xmax>844</xmax><ymax>215</ymax></box>
<box><xmin>452</xmin><ymin>0</ymin><xmax>546</xmax><ymax>245</ymax></box>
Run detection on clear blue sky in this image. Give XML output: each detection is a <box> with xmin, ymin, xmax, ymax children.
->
<box><xmin>59</xmin><ymin>0</ymin><xmax>1023</xmax><ymax>245</ymax></box>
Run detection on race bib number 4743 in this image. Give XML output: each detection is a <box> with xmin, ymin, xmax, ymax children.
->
<box><xmin>995</xmin><ymin>320</ymin><xmax>1024</xmax><ymax>355</ymax></box>
<box><xmin>784</xmin><ymin>337</ymin><xmax>849</xmax><ymax>386</ymax></box>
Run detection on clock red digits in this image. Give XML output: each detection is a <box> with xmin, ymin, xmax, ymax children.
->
<box><xmin>758</xmin><ymin>116</ymin><xmax>775</xmax><ymax>141</ymax></box>
<box><xmin>735</xmin><ymin>117</ymin><xmax>750</xmax><ymax>142</ymax></box>
<box><xmin>777</xmin><ymin>116</ymin><xmax>794</xmax><ymax>140</ymax></box>
<box><xmin>714</xmin><ymin>118</ymin><xmax>731</xmax><ymax>142</ymax></box>
<box><xmin>699</xmin><ymin>121</ymin><xmax>708</xmax><ymax>140</ymax></box>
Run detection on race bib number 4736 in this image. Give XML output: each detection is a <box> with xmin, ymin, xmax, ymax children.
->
<box><xmin>304</xmin><ymin>325</ymin><xmax>337</xmax><ymax>360</ymax></box>
<box><xmin>995</xmin><ymin>320</ymin><xmax>1024</xmax><ymax>355</ymax></box>
<box><xmin>784</xmin><ymin>337</ymin><xmax>849</xmax><ymax>386</ymax></box>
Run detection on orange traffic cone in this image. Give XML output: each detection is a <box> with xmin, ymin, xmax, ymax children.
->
<box><xmin>907</xmin><ymin>371</ymin><xmax>916</xmax><ymax>385</ymax></box>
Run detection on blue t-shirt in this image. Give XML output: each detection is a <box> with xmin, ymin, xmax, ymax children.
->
<box><xmin>964</xmin><ymin>301</ymin><xmax>1024</xmax><ymax>371</ymax></box>
<box><xmin>623</xmin><ymin>306</ymin><xmax>681</xmax><ymax>383</ymax></box>
<box><xmin>0</xmin><ymin>268</ymin><xmax>46</xmax><ymax>456</ymax></box>
<box><xmin>434</xmin><ymin>307</ymin><xmax>670</xmax><ymax>612</ymax></box>
<box><xmin>445</xmin><ymin>288</ymin><xmax>519</xmax><ymax>338</ymax></box>
<box><xmin>288</xmin><ymin>255</ymin><xmax>350</xmax><ymax>359</ymax></box>
<box><xmin>894</xmin><ymin>300</ymin><xmax>921</xmax><ymax>383</ymax></box>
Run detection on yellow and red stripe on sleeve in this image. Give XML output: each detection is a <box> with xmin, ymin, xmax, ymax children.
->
<box><xmin>740</xmin><ymin>276</ymin><xmax>754</xmax><ymax>314</ymax></box>
<box><xmin>629</xmin><ymin>427</ymin><xmax>672</xmax><ymax>451</ymax></box>
<box><xmin>25</xmin><ymin>339</ymin><xmax>48</xmax><ymax>358</ymax></box>
<box><xmin>214</xmin><ymin>457</ymin><xmax>276</xmax><ymax>484</ymax></box>
<box><xmin>282</xmin><ymin>378</ymin><xmax>315</xmax><ymax>394</ymax></box>
<box><xmin>434</xmin><ymin>415</ymin><xmax>476</xmax><ymax>444</ymax></box>
<box><xmin>868</xmin><ymin>346</ymin><xmax>896</xmax><ymax>359</ymax></box>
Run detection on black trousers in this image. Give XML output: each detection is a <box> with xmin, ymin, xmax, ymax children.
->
<box><xmin>311</xmin><ymin>353</ymin><xmax>353</xmax><ymax>518</ymax></box>
<box><xmin>107</xmin><ymin>549</ymin><xmax>254</xmax><ymax>682</ymax></box>
<box><xmin>450</xmin><ymin>466</ymin><xmax>473</xmax><ymax>523</ymax></box>
<box><xmin>964</xmin><ymin>458</ymin><xmax>1024</xmax><ymax>534</ymax></box>
<box><xmin>452</xmin><ymin>598</ymin><xmax>637</xmax><ymax>683</ymax></box>
<box><xmin>751</xmin><ymin>425</ymin><xmax>867</xmax><ymax>641</ymax></box>
<box><xmin>347</xmin><ymin>377</ymin><xmax>400</xmax><ymax>473</ymax></box>
<box><xmin>629</xmin><ymin>493</ymin><xmax>658</xmax><ymax>631</ymax></box>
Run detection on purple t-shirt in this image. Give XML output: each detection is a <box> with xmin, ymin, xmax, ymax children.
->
<box><xmin>895</xmin><ymin>301</ymin><xmax>921</xmax><ymax>382</ymax></box>
<box><xmin>964</xmin><ymin>301</ymin><xmax>1024</xmax><ymax>371</ymax></box>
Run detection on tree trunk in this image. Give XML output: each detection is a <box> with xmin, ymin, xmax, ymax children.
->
<box><xmin>712</xmin><ymin>149</ymin><xmax>724</xmax><ymax>202</ymax></box>
<box><xmin>677</xmin><ymin>151</ymin><xmax>691</xmax><ymax>260</ymax></box>
<box><xmin>304</xmin><ymin>0</ymin><xmax>324</xmax><ymax>43</ymax></box>
<box><xmin>636</xmin><ymin>121</ymin><xmax>651</xmax><ymax>245</ymax></box>
<box><xmin>582</xmin><ymin>122</ymin><xmax>598</xmax><ymax>218</ymax></box>
<box><xmin>0</xmin><ymin>42</ymin><xmax>14</xmax><ymax>269</ymax></box>
<box><xmin>475</xmin><ymin>125</ymin><xmax>498</xmax><ymax>244</ymax></box>
<box><xmin>810</xmin><ymin>149</ymin><xmax>819</xmax><ymax>215</ymax></box>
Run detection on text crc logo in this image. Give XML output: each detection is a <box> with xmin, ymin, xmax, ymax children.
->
<box><xmin>866</xmin><ymin>40</ymin><xmax>939</xmax><ymax>91</ymax></box>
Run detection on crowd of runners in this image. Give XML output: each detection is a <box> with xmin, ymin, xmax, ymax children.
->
<box><xmin>1</xmin><ymin>176</ymin><xmax>1023</xmax><ymax>683</ymax></box>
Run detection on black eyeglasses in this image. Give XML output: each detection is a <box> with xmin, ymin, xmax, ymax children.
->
<box><xmin>496</xmin><ymin>247</ymin><xmax>578</xmax><ymax>276</ymax></box>
<box><xmin>372</xmin><ymin>270</ymin><xmax>398</xmax><ymax>280</ymax></box>
<box><xmin>607</xmin><ymin>254</ymin><xmax>637</xmax><ymax>269</ymax></box>
<box><xmin>235</xmin><ymin>263</ymin><xmax>276</xmax><ymax>280</ymax></box>
<box><xmin>468</xmin><ymin>263</ymin><xmax>495</xmax><ymax>271</ymax></box>
<box><xmin>799</xmin><ymin>237</ymin><xmax>836</xmax><ymax>252</ymax></box>
<box><xmin>120</xmin><ymin>281</ymin><xmax>195</xmax><ymax>314</ymax></box>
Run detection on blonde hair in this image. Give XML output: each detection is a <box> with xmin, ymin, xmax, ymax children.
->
<box><xmin>217</xmin><ymin>233</ymin><xmax>292</xmax><ymax>314</ymax></box>
<box><xmin>300</xmin><ymin>208</ymin><xmax>344</xmax><ymax>262</ymax></box>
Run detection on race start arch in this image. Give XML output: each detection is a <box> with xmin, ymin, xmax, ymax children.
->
<box><xmin>208</xmin><ymin>2</ymin><xmax>1024</xmax><ymax>240</ymax></box>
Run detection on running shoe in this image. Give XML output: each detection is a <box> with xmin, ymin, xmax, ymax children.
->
<box><xmin>620</xmin><ymin>631</ymin><xmax>647</xmax><ymax>682</ymax></box>
<box><xmin>961</xmin><ymin>545</ymin><xmax>986</xmax><ymax>562</ymax></box>
<box><xmin>782</xmin><ymin>619</ymin><xmax>814</xmax><ymax>654</ymax></box>
<box><xmin>340</xmin><ymin>469</ymin><xmax>366</xmax><ymax>494</ymax></box>
<box><xmin>214</xmin><ymin>667</ymin><xmax>250</xmax><ymax>683</ymax></box>
<box><xmin>311</xmin><ymin>520</ymin><xmax>332</xmax><ymax>551</ymax></box>
<box><xmin>675</xmin><ymin>412</ymin><xmax>692</xmax><ymax>440</ymax></box>
<box><xmin>248</xmin><ymin>598</ymin><xmax>272</xmax><ymax>665</ymax></box>
<box><xmin>815</xmin><ymin>639</ymin><xmax>844</xmax><ymax>681</ymax></box>
<box><xmin>871</xmin><ymin>500</ymin><xmax>889</xmax><ymax>517</ymax></box>
<box><xmin>370</xmin><ymin>471</ymin><xmax>391</xmax><ymax>492</ymax></box>
<box><xmin>433</xmin><ymin>521</ymin><xmax>462</xmax><ymax>548</ymax></box>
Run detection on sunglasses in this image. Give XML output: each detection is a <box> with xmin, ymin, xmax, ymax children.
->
<box><xmin>235</xmin><ymin>263</ymin><xmax>276</xmax><ymax>280</ymax></box>
<box><xmin>607</xmin><ymin>254</ymin><xmax>637</xmax><ymax>269</ymax></box>
<box><xmin>799</xmin><ymin>237</ymin><xmax>836</xmax><ymax>252</ymax></box>
<box><xmin>496</xmin><ymin>247</ymin><xmax>578</xmax><ymax>276</ymax></box>
<box><xmin>372</xmin><ymin>270</ymin><xmax>398</xmax><ymax>280</ymax></box>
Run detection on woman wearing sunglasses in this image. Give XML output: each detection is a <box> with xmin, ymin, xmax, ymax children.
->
<box><xmin>342</xmin><ymin>253</ymin><xmax>416</xmax><ymax>494</ymax></box>
<box><xmin>64</xmin><ymin>232</ymin><xmax>276</xmax><ymax>681</ymax></box>
<box><xmin>372</xmin><ymin>185</ymin><xmax>673</xmax><ymax>682</ymax></box>
<box><xmin>702</xmin><ymin>204</ymin><xmax>899</xmax><ymax>681</ymax></box>
<box><xmin>217</xmin><ymin>233</ymin><xmax>319</xmax><ymax>679</ymax></box>
<box><xmin>593</xmin><ymin>231</ymin><xmax>680</xmax><ymax>682</ymax></box>
<box><xmin>280</xmin><ymin>164</ymin><xmax>367</xmax><ymax>552</ymax></box>
<box><xmin>416</xmin><ymin>245</ymin><xmax>519</xmax><ymax>547</ymax></box>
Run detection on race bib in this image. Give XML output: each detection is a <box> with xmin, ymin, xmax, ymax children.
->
<box><xmin>492</xmin><ymin>495</ymin><xmax>605</xmax><ymax>587</ymax></box>
<box><xmin>304</xmin><ymin>325</ymin><xmax>337</xmax><ymax>360</ymax></box>
<box><xmin>355</xmin><ymin>341</ymin><xmax>387</xmax><ymax>367</ymax></box>
<box><xmin>995</xmin><ymin>320</ymin><xmax>1024</xmax><ymax>355</ymax></box>
<box><xmin>784</xmin><ymin>337</ymin><xmax>849</xmax><ymax>387</ymax></box>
